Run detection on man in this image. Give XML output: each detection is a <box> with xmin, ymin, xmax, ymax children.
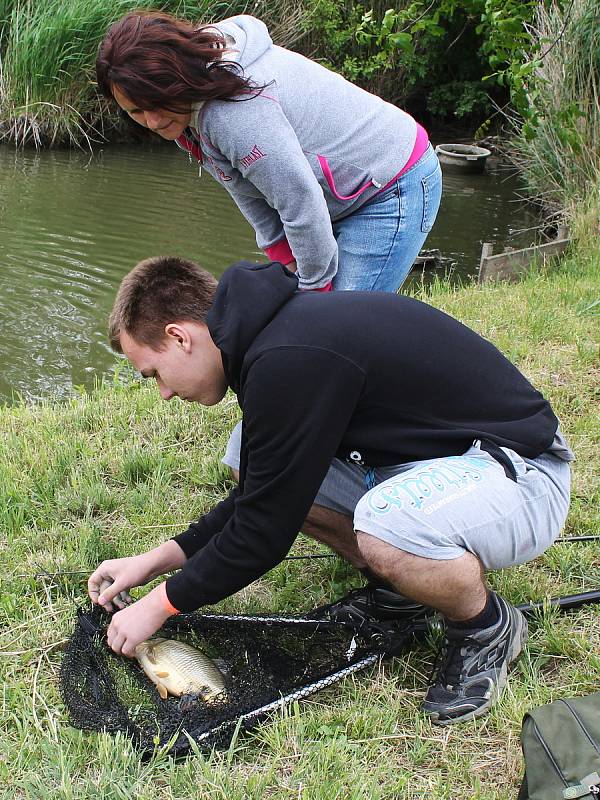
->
<box><xmin>88</xmin><ymin>257</ymin><xmax>573</xmax><ymax>725</ymax></box>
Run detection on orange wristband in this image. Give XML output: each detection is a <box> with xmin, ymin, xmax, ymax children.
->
<box><xmin>160</xmin><ymin>582</ymin><xmax>180</xmax><ymax>615</ymax></box>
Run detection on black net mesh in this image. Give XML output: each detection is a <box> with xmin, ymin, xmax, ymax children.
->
<box><xmin>60</xmin><ymin>605</ymin><xmax>412</xmax><ymax>757</ymax></box>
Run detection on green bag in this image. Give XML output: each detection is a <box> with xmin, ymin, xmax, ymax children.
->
<box><xmin>518</xmin><ymin>693</ymin><xmax>600</xmax><ymax>799</ymax></box>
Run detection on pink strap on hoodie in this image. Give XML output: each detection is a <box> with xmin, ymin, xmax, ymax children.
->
<box><xmin>377</xmin><ymin>122</ymin><xmax>429</xmax><ymax>192</ymax></box>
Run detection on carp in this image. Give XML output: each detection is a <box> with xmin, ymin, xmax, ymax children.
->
<box><xmin>134</xmin><ymin>637</ymin><xmax>226</xmax><ymax>701</ymax></box>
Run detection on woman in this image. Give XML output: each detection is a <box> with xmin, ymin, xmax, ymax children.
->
<box><xmin>96</xmin><ymin>11</ymin><xmax>442</xmax><ymax>293</ymax></box>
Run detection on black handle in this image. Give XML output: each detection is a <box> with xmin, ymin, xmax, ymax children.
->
<box><xmin>517</xmin><ymin>589</ymin><xmax>600</xmax><ymax>617</ymax></box>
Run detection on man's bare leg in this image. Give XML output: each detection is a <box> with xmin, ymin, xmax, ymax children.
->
<box><xmin>302</xmin><ymin>506</ymin><xmax>486</xmax><ymax>620</ymax></box>
<box><xmin>301</xmin><ymin>504</ymin><xmax>434</xmax><ymax>625</ymax></box>
<box><xmin>356</xmin><ymin>531</ymin><xmax>487</xmax><ymax>621</ymax></box>
<box><xmin>301</xmin><ymin>505</ymin><xmax>525</xmax><ymax>726</ymax></box>
<box><xmin>302</xmin><ymin>504</ymin><xmax>366</xmax><ymax>569</ymax></box>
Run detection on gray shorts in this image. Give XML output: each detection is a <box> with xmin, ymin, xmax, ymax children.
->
<box><xmin>313</xmin><ymin>442</ymin><xmax>571</xmax><ymax>570</ymax></box>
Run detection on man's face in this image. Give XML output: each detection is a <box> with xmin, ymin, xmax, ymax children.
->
<box><xmin>120</xmin><ymin>323</ymin><xmax>227</xmax><ymax>405</ymax></box>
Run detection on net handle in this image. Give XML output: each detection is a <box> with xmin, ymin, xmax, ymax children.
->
<box><xmin>168</xmin><ymin>652</ymin><xmax>382</xmax><ymax>757</ymax></box>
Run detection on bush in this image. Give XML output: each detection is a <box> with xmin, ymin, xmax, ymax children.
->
<box><xmin>507</xmin><ymin>0</ymin><xmax>600</xmax><ymax>217</ymax></box>
<box><xmin>0</xmin><ymin>0</ymin><xmax>588</xmax><ymax>154</ymax></box>
<box><xmin>297</xmin><ymin>0</ymin><xmax>549</xmax><ymax>125</ymax></box>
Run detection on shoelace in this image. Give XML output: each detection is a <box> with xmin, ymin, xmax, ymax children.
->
<box><xmin>361</xmin><ymin>585</ymin><xmax>381</xmax><ymax>617</ymax></box>
<box><xmin>429</xmin><ymin>634</ymin><xmax>478</xmax><ymax>689</ymax></box>
<box><xmin>329</xmin><ymin>585</ymin><xmax>379</xmax><ymax>613</ymax></box>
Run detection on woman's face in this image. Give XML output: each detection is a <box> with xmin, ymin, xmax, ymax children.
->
<box><xmin>112</xmin><ymin>85</ymin><xmax>191</xmax><ymax>140</ymax></box>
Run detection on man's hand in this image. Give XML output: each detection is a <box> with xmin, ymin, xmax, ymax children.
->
<box><xmin>98</xmin><ymin>577</ymin><xmax>133</xmax><ymax>611</ymax></box>
<box><xmin>88</xmin><ymin>554</ymin><xmax>157</xmax><ymax>612</ymax></box>
<box><xmin>106</xmin><ymin>584</ymin><xmax>173</xmax><ymax>657</ymax></box>
<box><xmin>88</xmin><ymin>541</ymin><xmax>187</xmax><ymax>612</ymax></box>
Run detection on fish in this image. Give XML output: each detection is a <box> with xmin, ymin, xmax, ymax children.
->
<box><xmin>134</xmin><ymin>637</ymin><xmax>226</xmax><ymax>701</ymax></box>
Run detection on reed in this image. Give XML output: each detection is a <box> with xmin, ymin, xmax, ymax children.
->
<box><xmin>508</xmin><ymin>0</ymin><xmax>600</xmax><ymax>220</ymax></box>
<box><xmin>0</xmin><ymin>0</ymin><xmax>310</xmax><ymax>147</ymax></box>
<box><xmin>0</xmin><ymin>0</ymin><xmax>14</xmax><ymax>60</ymax></box>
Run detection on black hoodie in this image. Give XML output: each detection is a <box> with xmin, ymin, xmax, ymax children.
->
<box><xmin>165</xmin><ymin>262</ymin><xmax>558</xmax><ymax>612</ymax></box>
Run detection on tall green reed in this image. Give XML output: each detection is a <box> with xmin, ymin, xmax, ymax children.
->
<box><xmin>0</xmin><ymin>0</ymin><xmax>309</xmax><ymax>147</ymax></box>
<box><xmin>0</xmin><ymin>0</ymin><xmax>14</xmax><ymax>52</ymax></box>
<box><xmin>508</xmin><ymin>0</ymin><xmax>600</xmax><ymax>220</ymax></box>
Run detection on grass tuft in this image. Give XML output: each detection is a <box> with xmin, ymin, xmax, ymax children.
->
<box><xmin>0</xmin><ymin>0</ymin><xmax>312</xmax><ymax>147</ymax></box>
<box><xmin>508</xmin><ymin>0</ymin><xmax>600</xmax><ymax>220</ymax></box>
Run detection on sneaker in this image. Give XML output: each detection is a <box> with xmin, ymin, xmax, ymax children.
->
<box><xmin>422</xmin><ymin>592</ymin><xmax>528</xmax><ymax>725</ymax></box>
<box><xmin>309</xmin><ymin>583</ymin><xmax>438</xmax><ymax>633</ymax></box>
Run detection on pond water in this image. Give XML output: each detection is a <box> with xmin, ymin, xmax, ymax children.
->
<box><xmin>0</xmin><ymin>142</ymin><xmax>539</xmax><ymax>404</ymax></box>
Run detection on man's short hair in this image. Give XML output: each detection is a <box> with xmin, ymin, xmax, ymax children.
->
<box><xmin>109</xmin><ymin>256</ymin><xmax>218</xmax><ymax>352</ymax></box>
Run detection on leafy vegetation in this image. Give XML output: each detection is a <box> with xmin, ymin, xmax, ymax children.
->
<box><xmin>0</xmin><ymin>0</ymin><xmax>309</xmax><ymax>147</ymax></box>
<box><xmin>507</xmin><ymin>0</ymin><xmax>600</xmax><ymax>217</ymax></box>
<box><xmin>300</xmin><ymin>0</ymin><xmax>552</xmax><ymax>124</ymax></box>
<box><xmin>300</xmin><ymin>0</ymin><xmax>600</xmax><ymax>217</ymax></box>
<box><xmin>0</xmin><ymin>0</ymin><xmax>570</xmax><ymax>145</ymax></box>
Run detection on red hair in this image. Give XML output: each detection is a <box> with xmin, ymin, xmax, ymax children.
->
<box><xmin>96</xmin><ymin>11</ymin><xmax>261</xmax><ymax>112</ymax></box>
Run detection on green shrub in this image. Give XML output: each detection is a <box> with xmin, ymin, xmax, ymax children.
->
<box><xmin>298</xmin><ymin>0</ymin><xmax>551</xmax><ymax>125</ymax></box>
<box><xmin>508</xmin><ymin>0</ymin><xmax>600</xmax><ymax>216</ymax></box>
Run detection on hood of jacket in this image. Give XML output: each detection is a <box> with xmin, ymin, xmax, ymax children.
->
<box><xmin>216</xmin><ymin>15</ymin><xmax>273</xmax><ymax>71</ymax></box>
<box><xmin>206</xmin><ymin>261</ymin><xmax>298</xmax><ymax>393</ymax></box>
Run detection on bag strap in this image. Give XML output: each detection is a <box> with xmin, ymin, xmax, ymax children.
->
<box><xmin>479</xmin><ymin>439</ymin><xmax>518</xmax><ymax>482</ymax></box>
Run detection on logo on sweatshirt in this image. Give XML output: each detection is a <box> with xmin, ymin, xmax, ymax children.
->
<box><xmin>239</xmin><ymin>144</ymin><xmax>267</xmax><ymax>169</ymax></box>
<box><xmin>204</xmin><ymin>153</ymin><xmax>232</xmax><ymax>181</ymax></box>
<box><xmin>216</xmin><ymin>167</ymin><xmax>232</xmax><ymax>182</ymax></box>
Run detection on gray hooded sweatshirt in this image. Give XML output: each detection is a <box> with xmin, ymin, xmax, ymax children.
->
<box><xmin>176</xmin><ymin>15</ymin><xmax>419</xmax><ymax>289</ymax></box>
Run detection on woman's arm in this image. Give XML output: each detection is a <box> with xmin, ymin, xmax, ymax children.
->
<box><xmin>202</xmin><ymin>95</ymin><xmax>338</xmax><ymax>289</ymax></box>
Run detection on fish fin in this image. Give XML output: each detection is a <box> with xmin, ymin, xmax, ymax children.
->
<box><xmin>157</xmin><ymin>683</ymin><xmax>168</xmax><ymax>700</ymax></box>
<box><xmin>155</xmin><ymin>671</ymin><xmax>170</xmax><ymax>678</ymax></box>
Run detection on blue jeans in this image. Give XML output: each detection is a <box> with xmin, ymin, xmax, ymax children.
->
<box><xmin>332</xmin><ymin>144</ymin><xmax>442</xmax><ymax>292</ymax></box>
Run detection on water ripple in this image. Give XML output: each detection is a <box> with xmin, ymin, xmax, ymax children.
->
<box><xmin>0</xmin><ymin>143</ymin><xmax>261</xmax><ymax>403</ymax></box>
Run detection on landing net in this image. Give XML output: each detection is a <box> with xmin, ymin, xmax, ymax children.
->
<box><xmin>60</xmin><ymin>605</ymin><xmax>412</xmax><ymax>757</ymax></box>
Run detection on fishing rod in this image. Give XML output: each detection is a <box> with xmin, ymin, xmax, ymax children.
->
<box><xmin>9</xmin><ymin>554</ymin><xmax>337</xmax><ymax>580</ymax></box>
<box><xmin>16</xmin><ymin>567</ymin><xmax>600</xmax><ymax>615</ymax></box>
<box><xmin>8</xmin><ymin>532</ymin><xmax>600</xmax><ymax>581</ymax></box>
<box><xmin>517</xmin><ymin>589</ymin><xmax>600</xmax><ymax>617</ymax></box>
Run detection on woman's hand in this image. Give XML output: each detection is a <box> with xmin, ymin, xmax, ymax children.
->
<box><xmin>88</xmin><ymin>540</ymin><xmax>186</xmax><ymax>612</ymax></box>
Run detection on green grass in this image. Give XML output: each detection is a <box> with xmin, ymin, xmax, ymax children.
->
<box><xmin>0</xmin><ymin>234</ymin><xmax>599</xmax><ymax>798</ymax></box>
